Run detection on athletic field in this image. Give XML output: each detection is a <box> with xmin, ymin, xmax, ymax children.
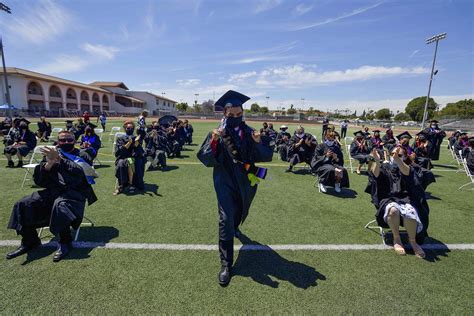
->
<box><xmin>0</xmin><ymin>118</ymin><xmax>472</xmax><ymax>314</ymax></box>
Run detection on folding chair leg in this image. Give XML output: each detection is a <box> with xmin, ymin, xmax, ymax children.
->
<box><xmin>458</xmin><ymin>182</ymin><xmax>474</xmax><ymax>190</ymax></box>
<box><xmin>21</xmin><ymin>169</ymin><xmax>29</xmax><ymax>188</ymax></box>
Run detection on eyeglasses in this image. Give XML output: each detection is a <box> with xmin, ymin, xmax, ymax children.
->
<box><xmin>58</xmin><ymin>138</ymin><xmax>75</xmax><ymax>143</ymax></box>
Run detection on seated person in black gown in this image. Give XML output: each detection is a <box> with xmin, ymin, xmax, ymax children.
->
<box><xmin>65</xmin><ymin>120</ymin><xmax>78</xmax><ymax>138</ymax></box>
<box><xmin>286</xmin><ymin>126</ymin><xmax>317</xmax><ymax>172</ymax></box>
<box><xmin>350</xmin><ymin>130</ymin><xmax>371</xmax><ymax>174</ymax></box>
<box><xmin>365</xmin><ymin>146</ymin><xmax>430</xmax><ymax>258</ymax></box>
<box><xmin>275</xmin><ymin>125</ymin><xmax>291</xmax><ymax>161</ymax></box>
<box><xmin>260</xmin><ymin>122</ymin><xmax>270</xmax><ymax>136</ymax></box>
<box><xmin>363</xmin><ymin>126</ymin><xmax>371</xmax><ymax>139</ymax></box>
<box><xmin>267</xmin><ymin>123</ymin><xmax>277</xmax><ymax>141</ymax></box>
<box><xmin>74</xmin><ymin>118</ymin><xmax>86</xmax><ymax>140</ymax></box>
<box><xmin>144</xmin><ymin>121</ymin><xmax>168</xmax><ymax>170</ymax></box>
<box><xmin>447</xmin><ymin>130</ymin><xmax>460</xmax><ymax>150</ymax></box>
<box><xmin>79</xmin><ymin>123</ymin><xmax>102</xmax><ymax>164</ymax></box>
<box><xmin>453</xmin><ymin>131</ymin><xmax>469</xmax><ymax>156</ymax></box>
<box><xmin>463</xmin><ymin>136</ymin><xmax>474</xmax><ymax>174</ymax></box>
<box><xmin>6</xmin><ymin>131</ymin><xmax>98</xmax><ymax>262</ymax></box>
<box><xmin>413</xmin><ymin>131</ymin><xmax>433</xmax><ymax>170</ymax></box>
<box><xmin>311</xmin><ymin>131</ymin><xmax>349</xmax><ymax>193</ymax></box>
<box><xmin>368</xmin><ymin>129</ymin><xmax>388</xmax><ymax>162</ymax></box>
<box><xmin>167</xmin><ymin>121</ymin><xmax>183</xmax><ymax>158</ymax></box>
<box><xmin>4</xmin><ymin>118</ymin><xmax>37</xmax><ymax>168</ymax></box>
<box><xmin>113</xmin><ymin>121</ymin><xmax>145</xmax><ymax>195</ymax></box>
<box><xmin>382</xmin><ymin>128</ymin><xmax>397</xmax><ymax>152</ymax></box>
<box><xmin>183</xmin><ymin>119</ymin><xmax>194</xmax><ymax>145</ymax></box>
<box><xmin>0</xmin><ymin>116</ymin><xmax>12</xmax><ymax>136</ymax></box>
<box><xmin>3</xmin><ymin>117</ymin><xmax>19</xmax><ymax>148</ymax></box>
<box><xmin>36</xmin><ymin>116</ymin><xmax>52</xmax><ymax>142</ymax></box>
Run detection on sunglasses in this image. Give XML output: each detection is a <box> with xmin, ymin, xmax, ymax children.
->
<box><xmin>58</xmin><ymin>137</ymin><xmax>75</xmax><ymax>143</ymax></box>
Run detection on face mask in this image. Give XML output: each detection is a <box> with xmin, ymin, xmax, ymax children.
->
<box><xmin>225</xmin><ymin>116</ymin><xmax>243</xmax><ymax>128</ymax></box>
<box><xmin>296</xmin><ymin>132</ymin><xmax>304</xmax><ymax>138</ymax></box>
<box><xmin>325</xmin><ymin>140</ymin><xmax>335</xmax><ymax>146</ymax></box>
<box><xmin>58</xmin><ymin>143</ymin><xmax>75</xmax><ymax>152</ymax></box>
<box><xmin>125</xmin><ymin>128</ymin><xmax>134</xmax><ymax>135</ymax></box>
<box><xmin>431</xmin><ymin>125</ymin><xmax>436</xmax><ymax>129</ymax></box>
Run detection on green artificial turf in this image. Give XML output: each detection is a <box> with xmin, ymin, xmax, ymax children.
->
<box><xmin>0</xmin><ymin>118</ymin><xmax>472</xmax><ymax>313</ymax></box>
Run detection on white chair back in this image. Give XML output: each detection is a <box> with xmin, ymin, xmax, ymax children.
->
<box><xmin>112</xmin><ymin>132</ymin><xmax>126</xmax><ymax>154</ymax></box>
<box><xmin>94</xmin><ymin>128</ymin><xmax>104</xmax><ymax>141</ymax></box>
<box><xmin>49</xmin><ymin>127</ymin><xmax>63</xmax><ymax>142</ymax></box>
<box><xmin>108</xmin><ymin>126</ymin><xmax>121</xmax><ymax>142</ymax></box>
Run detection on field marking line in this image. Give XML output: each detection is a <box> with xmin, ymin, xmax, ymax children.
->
<box><xmin>0</xmin><ymin>240</ymin><xmax>473</xmax><ymax>251</ymax></box>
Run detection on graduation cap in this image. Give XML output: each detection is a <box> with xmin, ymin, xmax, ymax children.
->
<box><xmin>468</xmin><ymin>136</ymin><xmax>474</xmax><ymax>143</ymax></box>
<box><xmin>158</xmin><ymin>115</ymin><xmax>178</xmax><ymax>127</ymax></box>
<box><xmin>372</xmin><ymin>129</ymin><xmax>381</xmax><ymax>133</ymax></box>
<box><xmin>16</xmin><ymin>118</ymin><xmax>31</xmax><ymax>125</ymax></box>
<box><xmin>429</xmin><ymin>120</ymin><xmax>439</xmax><ymax>124</ymax></box>
<box><xmin>86</xmin><ymin>122</ymin><xmax>97</xmax><ymax>129</ymax></box>
<box><xmin>353</xmin><ymin>130</ymin><xmax>364</xmax><ymax>137</ymax></box>
<box><xmin>459</xmin><ymin>131</ymin><xmax>468</xmax><ymax>136</ymax></box>
<box><xmin>66</xmin><ymin>120</ymin><xmax>74</xmax><ymax>123</ymax></box>
<box><xmin>280</xmin><ymin>125</ymin><xmax>288</xmax><ymax>130</ymax></box>
<box><xmin>416</xmin><ymin>130</ymin><xmax>428</xmax><ymax>140</ymax></box>
<box><xmin>214</xmin><ymin>90</ymin><xmax>250</xmax><ymax>112</ymax></box>
<box><xmin>396</xmin><ymin>131</ymin><xmax>412</xmax><ymax>140</ymax></box>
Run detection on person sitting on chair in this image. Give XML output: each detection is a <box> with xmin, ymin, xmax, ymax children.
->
<box><xmin>365</xmin><ymin>146</ymin><xmax>430</xmax><ymax>258</ymax></box>
<box><xmin>463</xmin><ymin>136</ymin><xmax>474</xmax><ymax>174</ymax></box>
<box><xmin>183</xmin><ymin>119</ymin><xmax>194</xmax><ymax>145</ymax></box>
<box><xmin>79</xmin><ymin>123</ymin><xmax>102</xmax><ymax>164</ymax></box>
<box><xmin>36</xmin><ymin>116</ymin><xmax>52</xmax><ymax>142</ymax></box>
<box><xmin>286</xmin><ymin>126</ymin><xmax>317</xmax><ymax>173</ymax></box>
<box><xmin>413</xmin><ymin>131</ymin><xmax>433</xmax><ymax>170</ymax></box>
<box><xmin>369</xmin><ymin>129</ymin><xmax>388</xmax><ymax>162</ymax></box>
<box><xmin>382</xmin><ymin>128</ymin><xmax>397</xmax><ymax>152</ymax></box>
<box><xmin>275</xmin><ymin>125</ymin><xmax>291</xmax><ymax>161</ymax></box>
<box><xmin>6</xmin><ymin>130</ymin><xmax>98</xmax><ymax>262</ymax></box>
<box><xmin>75</xmin><ymin>118</ymin><xmax>86</xmax><ymax>140</ymax></box>
<box><xmin>114</xmin><ymin>121</ymin><xmax>145</xmax><ymax>195</ymax></box>
<box><xmin>145</xmin><ymin>121</ymin><xmax>168</xmax><ymax>170</ymax></box>
<box><xmin>311</xmin><ymin>131</ymin><xmax>349</xmax><ymax>193</ymax></box>
<box><xmin>454</xmin><ymin>132</ymin><xmax>469</xmax><ymax>154</ymax></box>
<box><xmin>350</xmin><ymin>130</ymin><xmax>371</xmax><ymax>175</ymax></box>
<box><xmin>4</xmin><ymin>118</ymin><xmax>37</xmax><ymax>168</ymax></box>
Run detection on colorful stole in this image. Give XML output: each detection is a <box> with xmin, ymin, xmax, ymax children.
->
<box><xmin>59</xmin><ymin>149</ymin><xmax>98</xmax><ymax>185</ymax></box>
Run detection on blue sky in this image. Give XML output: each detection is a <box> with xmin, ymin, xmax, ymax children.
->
<box><xmin>1</xmin><ymin>0</ymin><xmax>473</xmax><ymax>112</ymax></box>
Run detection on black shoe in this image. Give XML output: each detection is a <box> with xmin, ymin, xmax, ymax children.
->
<box><xmin>234</xmin><ymin>229</ymin><xmax>242</xmax><ymax>239</ymax></box>
<box><xmin>218</xmin><ymin>265</ymin><xmax>232</xmax><ymax>287</ymax></box>
<box><xmin>16</xmin><ymin>161</ymin><xmax>23</xmax><ymax>168</ymax></box>
<box><xmin>53</xmin><ymin>243</ymin><xmax>72</xmax><ymax>262</ymax></box>
<box><xmin>6</xmin><ymin>241</ymin><xmax>41</xmax><ymax>259</ymax></box>
<box><xmin>6</xmin><ymin>160</ymin><xmax>14</xmax><ymax>168</ymax></box>
<box><xmin>285</xmin><ymin>167</ymin><xmax>293</xmax><ymax>173</ymax></box>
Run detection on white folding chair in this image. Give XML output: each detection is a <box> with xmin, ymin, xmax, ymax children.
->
<box><xmin>108</xmin><ymin>127</ymin><xmax>121</xmax><ymax>142</ymax></box>
<box><xmin>347</xmin><ymin>144</ymin><xmax>354</xmax><ymax>173</ymax></box>
<box><xmin>456</xmin><ymin>150</ymin><xmax>466</xmax><ymax>173</ymax></box>
<box><xmin>94</xmin><ymin>128</ymin><xmax>104</xmax><ymax>141</ymax></box>
<box><xmin>21</xmin><ymin>145</ymin><xmax>47</xmax><ymax>188</ymax></box>
<box><xmin>112</xmin><ymin>132</ymin><xmax>126</xmax><ymax>154</ymax></box>
<box><xmin>459</xmin><ymin>158</ymin><xmax>474</xmax><ymax>190</ymax></box>
<box><xmin>344</xmin><ymin>136</ymin><xmax>354</xmax><ymax>148</ymax></box>
<box><xmin>49</xmin><ymin>127</ymin><xmax>63</xmax><ymax>142</ymax></box>
<box><xmin>38</xmin><ymin>215</ymin><xmax>95</xmax><ymax>242</ymax></box>
<box><xmin>364</xmin><ymin>219</ymin><xmax>407</xmax><ymax>245</ymax></box>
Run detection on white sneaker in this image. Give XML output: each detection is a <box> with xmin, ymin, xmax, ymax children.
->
<box><xmin>335</xmin><ymin>183</ymin><xmax>341</xmax><ymax>193</ymax></box>
<box><xmin>319</xmin><ymin>183</ymin><xmax>327</xmax><ymax>193</ymax></box>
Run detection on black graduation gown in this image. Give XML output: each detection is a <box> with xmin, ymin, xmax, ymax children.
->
<box><xmin>413</xmin><ymin>141</ymin><xmax>433</xmax><ymax>170</ymax></box>
<box><xmin>466</xmin><ymin>149</ymin><xmax>474</xmax><ymax>174</ymax></box>
<box><xmin>350</xmin><ymin>139</ymin><xmax>370</xmax><ymax>163</ymax></box>
<box><xmin>144</xmin><ymin>130</ymin><xmax>167</xmax><ymax>167</ymax></box>
<box><xmin>184</xmin><ymin>124</ymin><xmax>193</xmax><ymax>144</ymax></box>
<box><xmin>453</xmin><ymin>140</ymin><xmax>468</xmax><ymax>156</ymax></box>
<box><xmin>37</xmin><ymin>121</ymin><xmax>52</xmax><ymax>138</ymax></box>
<box><xmin>4</xmin><ymin>129</ymin><xmax>37</xmax><ymax>156</ymax></box>
<box><xmin>310</xmin><ymin>143</ymin><xmax>350</xmax><ymax>187</ymax></box>
<box><xmin>80</xmin><ymin>134</ymin><xmax>102</xmax><ymax>161</ymax></box>
<box><xmin>275</xmin><ymin>131</ymin><xmax>291</xmax><ymax>160</ymax></box>
<box><xmin>8</xmin><ymin>149</ymin><xmax>97</xmax><ymax>236</ymax></box>
<box><xmin>114</xmin><ymin>134</ymin><xmax>145</xmax><ymax>189</ymax></box>
<box><xmin>365</xmin><ymin>163</ymin><xmax>430</xmax><ymax>244</ymax></box>
<box><xmin>368</xmin><ymin>137</ymin><xmax>385</xmax><ymax>158</ymax></box>
<box><xmin>382</xmin><ymin>134</ymin><xmax>397</xmax><ymax>152</ymax></box>
<box><xmin>288</xmin><ymin>134</ymin><xmax>317</xmax><ymax>165</ymax></box>
<box><xmin>423</xmin><ymin>127</ymin><xmax>446</xmax><ymax>160</ymax></box>
<box><xmin>197</xmin><ymin>124</ymin><xmax>273</xmax><ymax>241</ymax></box>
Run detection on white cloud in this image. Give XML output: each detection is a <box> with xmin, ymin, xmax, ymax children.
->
<box><xmin>253</xmin><ymin>0</ymin><xmax>283</xmax><ymax>14</ymax></box>
<box><xmin>234</xmin><ymin>64</ymin><xmax>430</xmax><ymax>88</ymax></box>
<box><xmin>228</xmin><ymin>71</ymin><xmax>258</xmax><ymax>83</ymax></box>
<box><xmin>409</xmin><ymin>49</ymin><xmax>420</xmax><ymax>58</ymax></box>
<box><xmin>285</xmin><ymin>1</ymin><xmax>384</xmax><ymax>31</ymax></box>
<box><xmin>225</xmin><ymin>41</ymin><xmax>298</xmax><ymax>65</ymax></box>
<box><xmin>176</xmin><ymin>79</ymin><xmax>201</xmax><ymax>87</ymax></box>
<box><xmin>293</xmin><ymin>3</ymin><xmax>314</xmax><ymax>16</ymax></box>
<box><xmin>81</xmin><ymin>43</ymin><xmax>119</xmax><ymax>60</ymax></box>
<box><xmin>3</xmin><ymin>0</ymin><xmax>72</xmax><ymax>44</ymax></box>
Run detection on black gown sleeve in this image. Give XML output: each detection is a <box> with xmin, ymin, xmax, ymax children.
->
<box><xmin>197</xmin><ymin>133</ymin><xmax>219</xmax><ymax>167</ymax></box>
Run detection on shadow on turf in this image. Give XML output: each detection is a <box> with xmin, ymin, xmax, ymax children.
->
<box><xmin>20</xmin><ymin>226</ymin><xmax>119</xmax><ymax>264</ymax></box>
<box><xmin>383</xmin><ymin>234</ymin><xmax>450</xmax><ymax>262</ymax></box>
<box><xmin>124</xmin><ymin>183</ymin><xmax>161</xmax><ymax>197</ymax></box>
<box><xmin>233</xmin><ymin>234</ymin><xmax>326</xmax><ymax>289</ymax></box>
<box><xmin>323</xmin><ymin>188</ymin><xmax>358</xmax><ymax>199</ymax></box>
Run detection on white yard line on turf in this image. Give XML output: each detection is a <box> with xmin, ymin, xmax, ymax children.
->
<box><xmin>0</xmin><ymin>240</ymin><xmax>473</xmax><ymax>250</ymax></box>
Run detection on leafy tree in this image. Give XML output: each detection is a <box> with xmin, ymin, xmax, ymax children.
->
<box><xmin>259</xmin><ymin>106</ymin><xmax>269</xmax><ymax>114</ymax></box>
<box><xmin>176</xmin><ymin>102</ymin><xmax>188</xmax><ymax>112</ymax></box>
<box><xmin>250</xmin><ymin>103</ymin><xmax>261</xmax><ymax>113</ymax></box>
<box><xmin>287</xmin><ymin>104</ymin><xmax>297</xmax><ymax>115</ymax></box>
<box><xmin>394</xmin><ymin>112</ymin><xmax>411</xmax><ymax>121</ymax></box>
<box><xmin>375</xmin><ymin>108</ymin><xmax>392</xmax><ymax>120</ymax></box>
<box><xmin>437</xmin><ymin>99</ymin><xmax>474</xmax><ymax>118</ymax></box>
<box><xmin>192</xmin><ymin>103</ymin><xmax>201</xmax><ymax>113</ymax></box>
<box><xmin>405</xmin><ymin>96</ymin><xmax>438</xmax><ymax>122</ymax></box>
<box><xmin>360</xmin><ymin>109</ymin><xmax>366</xmax><ymax>119</ymax></box>
<box><xmin>201</xmin><ymin>99</ymin><xmax>214</xmax><ymax>113</ymax></box>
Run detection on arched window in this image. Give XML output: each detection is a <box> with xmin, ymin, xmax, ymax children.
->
<box><xmin>49</xmin><ymin>85</ymin><xmax>62</xmax><ymax>98</ymax></box>
<box><xmin>27</xmin><ymin>82</ymin><xmax>43</xmax><ymax>95</ymax></box>
<box><xmin>81</xmin><ymin>91</ymin><xmax>89</xmax><ymax>101</ymax></box>
<box><xmin>102</xmin><ymin>95</ymin><xmax>109</xmax><ymax>104</ymax></box>
<box><xmin>92</xmin><ymin>92</ymin><xmax>100</xmax><ymax>102</ymax></box>
<box><xmin>66</xmin><ymin>88</ymin><xmax>77</xmax><ymax>99</ymax></box>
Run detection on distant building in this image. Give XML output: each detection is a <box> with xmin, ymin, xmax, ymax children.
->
<box><xmin>0</xmin><ymin>67</ymin><xmax>177</xmax><ymax>116</ymax></box>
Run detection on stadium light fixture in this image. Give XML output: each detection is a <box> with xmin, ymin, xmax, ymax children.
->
<box><xmin>421</xmin><ymin>32</ymin><xmax>447</xmax><ymax>128</ymax></box>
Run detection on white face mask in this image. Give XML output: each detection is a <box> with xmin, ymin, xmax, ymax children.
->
<box><xmin>325</xmin><ymin>140</ymin><xmax>335</xmax><ymax>146</ymax></box>
<box><xmin>296</xmin><ymin>132</ymin><xmax>304</xmax><ymax>138</ymax></box>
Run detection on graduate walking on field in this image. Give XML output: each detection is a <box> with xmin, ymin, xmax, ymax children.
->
<box><xmin>197</xmin><ymin>90</ymin><xmax>273</xmax><ymax>287</ymax></box>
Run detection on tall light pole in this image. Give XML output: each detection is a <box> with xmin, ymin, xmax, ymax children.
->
<box><xmin>194</xmin><ymin>93</ymin><xmax>199</xmax><ymax>105</ymax></box>
<box><xmin>301</xmin><ymin>98</ymin><xmax>305</xmax><ymax>108</ymax></box>
<box><xmin>265</xmin><ymin>96</ymin><xmax>269</xmax><ymax>108</ymax></box>
<box><xmin>421</xmin><ymin>32</ymin><xmax>446</xmax><ymax>128</ymax></box>
<box><xmin>0</xmin><ymin>2</ymin><xmax>12</xmax><ymax>118</ymax></box>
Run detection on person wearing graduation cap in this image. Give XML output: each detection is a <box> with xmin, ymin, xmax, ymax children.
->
<box><xmin>36</xmin><ymin>116</ymin><xmax>52</xmax><ymax>142</ymax></box>
<box><xmin>3</xmin><ymin>117</ymin><xmax>19</xmax><ymax>147</ymax></box>
<box><xmin>144</xmin><ymin>120</ymin><xmax>168</xmax><ymax>170</ymax></box>
<box><xmin>368</xmin><ymin>129</ymin><xmax>388</xmax><ymax>162</ymax></box>
<box><xmin>350</xmin><ymin>130</ymin><xmax>371</xmax><ymax>174</ymax></box>
<box><xmin>413</xmin><ymin>131</ymin><xmax>433</xmax><ymax>169</ymax></box>
<box><xmin>286</xmin><ymin>126</ymin><xmax>318</xmax><ymax>172</ymax></box>
<box><xmin>113</xmin><ymin>121</ymin><xmax>146</xmax><ymax>195</ymax></box>
<box><xmin>75</xmin><ymin>118</ymin><xmax>87</xmax><ymax>140</ymax></box>
<box><xmin>463</xmin><ymin>136</ymin><xmax>474</xmax><ymax>174</ymax></box>
<box><xmin>6</xmin><ymin>130</ymin><xmax>98</xmax><ymax>262</ymax></box>
<box><xmin>197</xmin><ymin>90</ymin><xmax>273</xmax><ymax>287</ymax></box>
<box><xmin>422</xmin><ymin>120</ymin><xmax>446</xmax><ymax>160</ymax></box>
<box><xmin>382</xmin><ymin>128</ymin><xmax>397</xmax><ymax>152</ymax></box>
<box><xmin>4</xmin><ymin>118</ymin><xmax>37</xmax><ymax>168</ymax></box>
<box><xmin>65</xmin><ymin>120</ymin><xmax>79</xmax><ymax>139</ymax></box>
<box><xmin>453</xmin><ymin>132</ymin><xmax>469</xmax><ymax>154</ymax></box>
<box><xmin>79</xmin><ymin>122</ymin><xmax>102</xmax><ymax>164</ymax></box>
<box><xmin>275</xmin><ymin>125</ymin><xmax>291</xmax><ymax>161</ymax></box>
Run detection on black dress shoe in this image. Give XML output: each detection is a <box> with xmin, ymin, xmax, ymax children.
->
<box><xmin>6</xmin><ymin>242</ymin><xmax>41</xmax><ymax>259</ymax></box>
<box><xmin>218</xmin><ymin>265</ymin><xmax>232</xmax><ymax>287</ymax></box>
<box><xmin>16</xmin><ymin>161</ymin><xmax>23</xmax><ymax>168</ymax></box>
<box><xmin>6</xmin><ymin>161</ymin><xmax>14</xmax><ymax>168</ymax></box>
<box><xmin>53</xmin><ymin>243</ymin><xmax>72</xmax><ymax>262</ymax></box>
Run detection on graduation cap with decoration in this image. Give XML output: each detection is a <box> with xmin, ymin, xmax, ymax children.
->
<box><xmin>353</xmin><ymin>130</ymin><xmax>364</xmax><ymax>137</ymax></box>
<box><xmin>396</xmin><ymin>131</ymin><xmax>412</xmax><ymax>140</ymax></box>
<box><xmin>214</xmin><ymin>90</ymin><xmax>250</xmax><ymax>112</ymax></box>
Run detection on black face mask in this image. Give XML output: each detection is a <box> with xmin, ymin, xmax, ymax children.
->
<box><xmin>225</xmin><ymin>116</ymin><xmax>243</xmax><ymax>129</ymax></box>
<box><xmin>126</xmin><ymin>128</ymin><xmax>134</xmax><ymax>135</ymax></box>
<box><xmin>58</xmin><ymin>143</ymin><xmax>75</xmax><ymax>152</ymax></box>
